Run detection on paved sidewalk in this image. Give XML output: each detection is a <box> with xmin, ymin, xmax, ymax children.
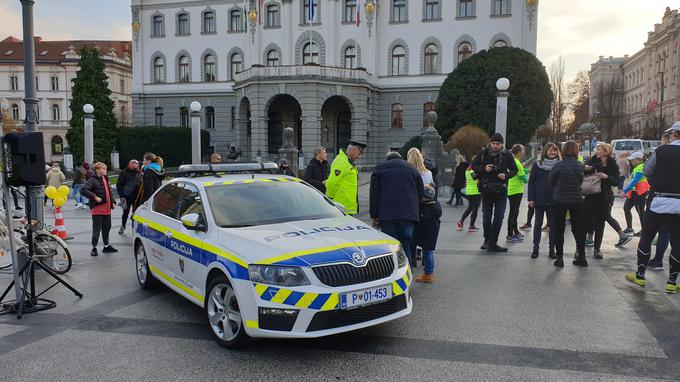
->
<box><xmin>0</xmin><ymin>189</ymin><xmax>678</xmax><ymax>381</ymax></box>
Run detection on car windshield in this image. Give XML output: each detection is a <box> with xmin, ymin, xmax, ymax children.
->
<box><xmin>614</xmin><ymin>141</ymin><xmax>642</xmax><ymax>151</ymax></box>
<box><xmin>650</xmin><ymin>141</ymin><xmax>661</xmax><ymax>148</ymax></box>
<box><xmin>205</xmin><ymin>180</ymin><xmax>345</xmax><ymax>227</ymax></box>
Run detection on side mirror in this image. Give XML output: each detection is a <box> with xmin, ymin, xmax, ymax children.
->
<box><xmin>334</xmin><ymin>202</ymin><xmax>346</xmax><ymax>213</ymax></box>
<box><xmin>181</xmin><ymin>213</ymin><xmax>207</xmax><ymax>232</ymax></box>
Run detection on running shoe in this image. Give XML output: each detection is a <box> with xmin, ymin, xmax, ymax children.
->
<box><xmin>542</xmin><ymin>225</ymin><xmax>550</xmax><ymax>232</ymax></box>
<box><xmin>468</xmin><ymin>226</ymin><xmax>480</xmax><ymax>232</ymax></box>
<box><xmin>584</xmin><ymin>239</ymin><xmax>594</xmax><ymax>247</ymax></box>
<box><xmin>520</xmin><ymin>223</ymin><xmax>532</xmax><ymax>231</ymax></box>
<box><xmin>615</xmin><ymin>234</ymin><xmax>632</xmax><ymax>248</ymax></box>
<box><xmin>623</xmin><ymin>227</ymin><xmax>634</xmax><ymax>235</ymax></box>
<box><xmin>625</xmin><ymin>273</ymin><xmax>646</xmax><ymax>287</ymax></box>
<box><xmin>634</xmin><ymin>230</ymin><xmax>643</xmax><ymax>237</ymax></box>
<box><xmin>647</xmin><ymin>260</ymin><xmax>663</xmax><ymax>270</ymax></box>
<box><xmin>593</xmin><ymin>249</ymin><xmax>603</xmax><ymax>259</ymax></box>
<box><xmin>456</xmin><ymin>221</ymin><xmax>463</xmax><ymax>231</ymax></box>
<box><xmin>665</xmin><ymin>283</ymin><xmax>678</xmax><ymax>294</ymax></box>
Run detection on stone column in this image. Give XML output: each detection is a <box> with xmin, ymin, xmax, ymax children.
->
<box><xmin>421</xmin><ymin>111</ymin><xmax>443</xmax><ymax>166</ymax></box>
<box><xmin>83</xmin><ymin>104</ymin><xmax>94</xmax><ymax>165</ymax></box>
<box><xmin>495</xmin><ymin>78</ymin><xmax>510</xmax><ymax>146</ymax></box>
<box><xmin>190</xmin><ymin>101</ymin><xmax>202</xmax><ymax>164</ymax></box>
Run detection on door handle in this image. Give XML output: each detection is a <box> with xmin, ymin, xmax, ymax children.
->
<box><xmin>165</xmin><ymin>231</ymin><xmax>173</xmax><ymax>239</ymax></box>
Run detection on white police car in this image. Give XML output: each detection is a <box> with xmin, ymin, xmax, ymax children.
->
<box><xmin>132</xmin><ymin>163</ymin><xmax>412</xmax><ymax>348</ymax></box>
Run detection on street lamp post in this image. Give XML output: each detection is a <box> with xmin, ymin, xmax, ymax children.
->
<box><xmin>658</xmin><ymin>71</ymin><xmax>665</xmax><ymax>136</ymax></box>
<box><xmin>190</xmin><ymin>101</ymin><xmax>202</xmax><ymax>164</ymax></box>
<box><xmin>495</xmin><ymin>78</ymin><xmax>510</xmax><ymax>146</ymax></box>
<box><xmin>83</xmin><ymin>104</ymin><xmax>94</xmax><ymax>165</ymax></box>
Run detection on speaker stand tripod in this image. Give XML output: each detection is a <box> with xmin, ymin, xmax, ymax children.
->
<box><xmin>0</xmin><ymin>186</ymin><xmax>82</xmax><ymax>319</ymax></box>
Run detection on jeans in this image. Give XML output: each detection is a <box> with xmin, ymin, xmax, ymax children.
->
<box><xmin>92</xmin><ymin>214</ymin><xmax>112</xmax><ymax>248</ymax></box>
<box><xmin>422</xmin><ymin>250</ymin><xmax>435</xmax><ymax>274</ymax></box>
<box><xmin>637</xmin><ymin>210</ymin><xmax>680</xmax><ymax>281</ymax></box>
<box><xmin>624</xmin><ymin>192</ymin><xmax>647</xmax><ymax>230</ymax></box>
<box><xmin>482</xmin><ymin>192</ymin><xmax>507</xmax><ymax>245</ymax></box>
<box><xmin>507</xmin><ymin>194</ymin><xmax>523</xmax><ymax>237</ymax></box>
<box><xmin>533</xmin><ymin>206</ymin><xmax>554</xmax><ymax>253</ymax></box>
<box><xmin>584</xmin><ymin>192</ymin><xmax>608</xmax><ymax>250</ymax></box>
<box><xmin>121</xmin><ymin>197</ymin><xmax>133</xmax><ymax>228</ymax></box>
<box><xmin>448</xmin><ymin>188</ymin><xmax>466</xmax><ymax>205</ymax></box>
<box><xmin>381</xmin><ymin>219</ymin><xmax>415</xmax><ymax>265</ymax></box>
<box><xmin>551</xmin><ymin>201</ymin><xmax>586</xmax><ymax>259</ymax></box>
<box><xmin>460</xmin><ymin>194</ymin><xmax>481</xmax><ymax>227</ymax></box>
<box><xmin>72</xmin><ymin>184</ymin><xmax>84</xmax><ymax>205</ymax></box>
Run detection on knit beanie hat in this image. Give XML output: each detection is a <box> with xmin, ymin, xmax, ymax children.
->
<box><xmin>490</xmin><ymin>133</ymin><xmax>504</xmax><ymax>144</ymax></box>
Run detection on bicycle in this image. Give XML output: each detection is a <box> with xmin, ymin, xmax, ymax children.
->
<box><xmin>0</xmin><ymin>211</ymin><xmax>72</xmax><ymax>275</ymax></box>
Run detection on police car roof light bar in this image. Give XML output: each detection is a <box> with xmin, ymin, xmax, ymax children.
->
<box><xmin>176</xmin><ymin>162</ymin><xmax>278</xmax><ymax>177</ymax></box>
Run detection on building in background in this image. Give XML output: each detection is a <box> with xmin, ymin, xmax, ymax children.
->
<box><xmin>589</xmin><ymin>7</ymin><xmax>680</xmax><ymax>139</ymax></box>
<box><xmin>132</xmin><ymin>0</ymin><xmax>538</xmax><ymax>165</ymax></box>
<box><xmin>0</xmin><ymin>36</ymin><xmax>132</xmax><ymax>162</ymax></box>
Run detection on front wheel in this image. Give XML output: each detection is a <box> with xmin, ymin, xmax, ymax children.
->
<box><xmin>135</xmin><ymin>243</ymin><xmax>158</xmax><ymax>289</ymax></box>
<box><xmin>205</xmin><ymin>274</ymin><xmax>250</xmax><ymax>349</ymax></box>
<box><xmin>34</xmin><ymin>234</ymin><xmax>72</xmax><ymax>274</ymax></box>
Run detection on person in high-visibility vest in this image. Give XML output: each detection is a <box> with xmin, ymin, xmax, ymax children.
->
<box><xmin>621</xmin><ymin>151</ymin><xmax>649</xmax><ymax>236</ymax></box>
<box><xmin>326</xmin><ymin>140</ymin><xmax>366</xmax><ymax>215</ymax></box>
<box><xmin>457</xmin><ymin>160</ymin><xmax>481</xmax><ymax>232</ymax></box>
<box><xmin>507</xmin><ymin>144</ymin><xmax>529</xmax><ymax>243</ymax></box>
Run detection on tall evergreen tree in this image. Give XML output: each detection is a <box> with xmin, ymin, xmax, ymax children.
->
<box><xmin>66</xmin><ymin>46</ymin><xmax>118</xmax><ymax>164</ymax></box>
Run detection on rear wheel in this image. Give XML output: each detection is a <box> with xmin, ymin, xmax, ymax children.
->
<box><xmin>135</xmin><ymin>243</ymin><xmax>158</xmax><ymax>289</ymax></box>
<box><xmin>34</xmin><ymin>234</ymin><xmax>72</xmax><ymax>274</ymax></box>
<box><xmin>205</xmin><ymin>274</ymin><xmax>249</xmax><ymax>348</ymax></box>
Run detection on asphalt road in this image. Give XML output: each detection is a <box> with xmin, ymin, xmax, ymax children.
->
<box><xmin>0</xmin><ymin>183</ymin><xmax>678</xmax><ymax>381</ymax></box>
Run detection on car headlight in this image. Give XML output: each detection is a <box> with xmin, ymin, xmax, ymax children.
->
<box><xmin>396</xmin><ymin>247</ymin><xmax>407</xmax><ymax>268</ymax></box>
<box><xmin>248</xmin><ymin>265</ymin><xmax>310</xmax><ymax>286</ymax></box>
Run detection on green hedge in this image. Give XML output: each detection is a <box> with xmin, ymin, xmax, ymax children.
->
<box><xmin>117</xmin><ymin>127</ymin><xmax>210</xmax><ymax>168</ymax></box>
<box><xmin>399</xmin><ymin>136</ymin><xmax>422</xmax><ymax>159</ymax></box>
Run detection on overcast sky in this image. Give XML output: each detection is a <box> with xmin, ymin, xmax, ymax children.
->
<box><xmin>1</xmin><ymin>0</ymin><xmax>679</xmax><ymax>82</ymax></box>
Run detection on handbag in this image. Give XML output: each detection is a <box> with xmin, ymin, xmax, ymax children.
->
<box><xmin>581</xmin><ymin>174</ymin><xmax>602</xmax><ymax>195</ymax></box>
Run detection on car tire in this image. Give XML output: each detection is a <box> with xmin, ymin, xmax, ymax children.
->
<box><xmin>205</xmin><ymin>273</ymin><xmax>250</xmax><ymax>349</ymax></box>
<box><xmin>135</xmin><ymin>242</ymin><xmax>158</xmax><ymax>289</ymax></box>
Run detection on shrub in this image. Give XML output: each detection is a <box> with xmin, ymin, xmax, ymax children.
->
<box><xmin>451</xmin><ymin>125</ymin><xmax>489</xmax><ymax>161</ymax></box>
<box><xmin>117</xmin><ymin>127</ymin><xmax>210</xmax><ymax>168</ymax></box>
<box><xmin>398</xmin><ymin>135</ymin><xmax>422</xmax><ymax>159</ymax></box>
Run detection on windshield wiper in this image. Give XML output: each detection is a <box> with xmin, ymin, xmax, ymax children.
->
<box><xmin>220</xmin><ymin>224</ymin><xmax>255</xmax><ymax>228</ymax></box>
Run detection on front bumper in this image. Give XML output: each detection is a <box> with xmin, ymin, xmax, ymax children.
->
<box><xmin>235</xmin><ymin>266</ymin><xmax>413</xmax><ymax>338</ymax></box>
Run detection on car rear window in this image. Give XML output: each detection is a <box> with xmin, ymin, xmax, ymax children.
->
<box><xmin>614</xmin><ymin>141</ymin><xmax>642</xmax><ymax>151</ymax></box>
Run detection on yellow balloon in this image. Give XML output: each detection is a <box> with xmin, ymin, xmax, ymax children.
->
<box><xmin>53</xmin><ymin>197</ymin><xmax>66</xmax><ymax>208</ymax></box>
<box><xmin>45</xmin><ymin>186</ymin><xmax>58</xmax><ymax>199</ymax></box>
<box><xmin>58</xmin><ymin>185</ymin><xmax>70</xmax><ymax>198</ymax></box>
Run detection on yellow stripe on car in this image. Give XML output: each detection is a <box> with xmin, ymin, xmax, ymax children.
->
<box><xmin>149</xmin><ymin>264</ymin><xmax>204</xmax><ymax>303</ymax></box>
<box><xmin>245</xmin><ymin>320</ymin><xmax>259</xmax><ymax>329</ymax></box>
<box><xmin>259</xmin><ymin>239</ymin><xmax>400</xmax><ymax>265</ymax></box>
<box><xmin>271</xmin><ymin>289</ymin><xmax>293</xmax><ymax>304</ymax></box>
<box><xmin>295</xmin><ymin>293</ymin><xmax>319</xmax><ymax>308</ymax></box>
<box><xmin>321</xmin><ymin>294</ymin><xmax>339</xmax><ymax>311</ymax></box>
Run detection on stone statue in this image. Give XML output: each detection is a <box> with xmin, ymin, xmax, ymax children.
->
<box><xmin>282</xmin><ymin>126</ymin><xmax>294</xmax><ymax>149</ymax></box>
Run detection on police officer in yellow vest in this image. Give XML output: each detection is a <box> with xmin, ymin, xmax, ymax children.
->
<box><xmin>325</xmin><ymin>140</ymin><xmax>367</xmax><ymax>215</ymax></box>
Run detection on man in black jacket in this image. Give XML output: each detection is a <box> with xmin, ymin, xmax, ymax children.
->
<box><xmin>370</xmin><ymin>151</ymin><xmax>424</xmax><ymax>265</ymax></box>
<box><xmin>471</xmin><ymin>133</ymin><xmax>518</xmax><ymax>252</ymax></box>
<box><xmin>304</xmin><ymin>147</ymin><xmax>330</xmax><ymax>193</ymax></box>
<box><xmin>116</xmin><ymin>159</ymin><xmax>141</xmax><ymax>234</ymax></box>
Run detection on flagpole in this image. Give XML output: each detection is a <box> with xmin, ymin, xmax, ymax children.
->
<box><xmin>309</xmin><ymin>0</ymin><xmax>312</xmax><ymax>64</ymax></box>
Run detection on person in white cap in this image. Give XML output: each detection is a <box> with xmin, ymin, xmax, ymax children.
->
<box><xmin>626</xmin><ymin>121</ymin><xmax>680</xmax><ymax>294</ymax></box>
<box><xmin>621</xmin><ymin>151</ymin><xmax>649</xmax><ymax>236</ymax></box>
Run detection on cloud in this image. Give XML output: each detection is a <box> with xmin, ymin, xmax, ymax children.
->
<box><xmin>0</xmin><ymin>3</ymin><xmax>23</xmax><ymax>39</ymax></box>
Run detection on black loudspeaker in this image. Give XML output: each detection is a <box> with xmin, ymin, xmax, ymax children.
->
<box><xmin>4</xmin><ymin>132</ymin><xmax>46</xmax><ymax>186</ymax></box>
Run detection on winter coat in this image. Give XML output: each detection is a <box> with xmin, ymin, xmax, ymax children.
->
<box><xmin>424</xmin><ymin>159</ymin><xmax>440</xmax><ymax>199</ymax></box>
<box><xmin>471</xmin><ymin>147</ymin><xmax>518</xmax><ymax>196</ymax></box>
<box><xmin>452</xmin><ymin>162</ymin><xmax>468</xmax><ymax>188</ymax></box>
<box><xmin>276</xmin><ymin>167</ymin><xmax>297</xmax><ymax>177</ymax></box>
<box><xmin>46</xmin><ymin>167</ymin><xmax>65</xmax><ymax>188</ymax></box>
<box><xmin>527</xmin><ymin>162</ymin><xmax>555</xmax><ymax>207</ymax></box>
<box><xmin>369</xmin><ymin>156</ymin><xmax>424</xmax><ymax>222</ymax></box>
<box><xmin>117</xmin><ymin>168</ymin><xmax>142</xmax><ymax>201</ymax></box>
<box><xmin>549</xmin><ymin>157</ymin><xmax>584</xmax><ymax>205</ymax></box>
<box><xmin>73</xmin><ymin>166</ymin><xmax>87</xmax><ymax>185</ymax></box>
<box><xmin>585</xmin><ymin>155</ymin><xmax>620</xmax><ymax>203</ymax></box>
<box><xmin>414</xmin><ymin>201</ymin><xmax>442</xmax><ymax>251</ymax></box>
<box><xmin>80</xmin><ymin>174</ymin><xmax>116</xmax><ymax>210</ymax></box>
<box><xmin>135</xmin><ymin>166</ymin><xmax>165</xmax><ymax>210</ymax></box>
<box><xmin>304</xmin><ymin>158</ymin><xmax>330</xmax><ymax>193</ymax></box>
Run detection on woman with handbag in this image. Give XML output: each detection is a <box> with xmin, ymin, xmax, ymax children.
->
<box><xmin>583</xmin><ymin>143</ymin><xmax>621</xmax><ymax>259</ymax></box>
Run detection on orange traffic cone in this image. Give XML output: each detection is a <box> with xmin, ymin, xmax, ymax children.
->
<box><xmin>51</xmin><ymin>206</ymin><xmax>72</xmax><ymax>240</ymax></box>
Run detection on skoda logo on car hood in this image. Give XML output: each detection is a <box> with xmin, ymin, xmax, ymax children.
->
<box><xmin>352</xmin><ymin>252</ymin><xmax>367</xmax><ymax>266</ymax></box>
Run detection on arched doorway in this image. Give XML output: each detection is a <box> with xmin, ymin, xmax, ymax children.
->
<box><xmin>267</xmin><ymin>95</ymin><xmax>302</xmax><ymax>155</ymax></box>
<box><xmin>238</xmin><ymin>97</ymin><xmax>252</xmax><ymax>159</ymax></box>
<box><xmin>321</xmin><ymin>96</ymin><xmax>352</xmax><ymax>156</ymax></box>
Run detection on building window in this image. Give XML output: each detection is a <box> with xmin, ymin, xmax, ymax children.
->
<box><xmin>423</xmin><ymin>102</ymin><xmax>435</xmax><ymax>128</ymax></box>
<box><xmin>10</xmin><ymin>76</ymin><xmax>18</xmax><ymax>91</ymax></box>
<box><xmin>35</xmin><ymin>76</ymin><xmax>39</xmax><ymax>91</ymax></box>
<box><xmin>152</xmin><ymin>15</ymin><xmax>164</xmax><ymax>37</ymax></box>
<box><xmin>204</xmin><ymin>54</ymin><xmax>216</xmax><ymax>82</ymax></box>
<box><xmin>493</xmin><ymin>0</ymin><xmax>511</xmax><ymax>16</ymax></box>
<box><xmin>178</xmin><ymin>55</ymin><xmax>190</xmax><ymax>82</ymax></box>
<box><xmin>180</xmin><ymin>107</ymin><xmax>189</xmax><ymax>127</ymax></box>
<box><xmin>303</xmin><ymin>42</ymin><xmax>320</xmax><ymax>65</ymax></box>
<box><xmin>303</xmin><ymin>0</ymin><xmax>319</xmax><ymax>24</ymax></box>
<box><xmin>203</xmin><ymin>10</ymin><xmax>216</xmax><ymax>33</ymax></box>
<box><xmin>458</xmin><ymin>0</ymin><xmax>474</xmax><ymax>17</ymax></box>
<box><xmin>392</xmin><ymin>0</ymin><xmax>407</xmax><ymax>22</ymax></box>
<box><xmin>493</xmin><ymin>40</ymin><xmax>507</xmax><ymax>48</ymax></box>
<box><xmin>391</xmin><ymin>104</ymin><xmax>403</xmax><ymax>128</ymax></box>
<box><xmin>231</xmin><ymin>106</ymin><xmax>236</xmax><ymax>129</ymax></box>
<box><xmin>344</xmin><ymin>0</ymin><xmax>356</xmax><ymax>22</ymax></box>
<box><xmin>458</xmin><ymin>42</ymin><xmax>472</xmax><ymax>63</ymax></box>
<box><xmin>11</xmin><ymin>104</ymin><xmax>19</xmax><ymax>120</ymax></box>
<box><xmin>51</xmin><ymin>104</ymin><xmax>60</xmax><ymax>121</ymax></box>
<box><xmin>177</xmin><ymin>13</ymin><xmax>190</xmax><ymax>35</ymax></box>
<box><xmin>424</xmin><ymin>44</ymin><xmax>438</xmax><ymax>74</ymax></box>
<box><xmin>153</xmin><ymin>57</ymin><xmax>165</xmax><ymax>83</ymax></box>
<box><xmin>230</xmin><ymin>9</ymin><xmax>243</xmax><ymax>32</ymax></box>
<box><xmin>391</xmin><ymin>46</ymin><xmax>406</xmax><ymax>76</ymax></box>
<box><xmin>51</xmin><ymin>76</ymin><xmax>59</xmax><ymax>91</ymax></box>
<box><xmin>155</xmin><ymin>107</ymin><xmax>164</xmax><ymax>127</ymax></box>
<box><xmin>119</xmin><ymin>78</ymin><xmax>125</xmax><ymax>93</ymax></box>
<box><xmin>424</xmin><ymin>0</ymin><xmax>440</xmax><ymax>20</ymax></box>
<box><xmin>267</xmin><ymin>50</ymin><xmax>280</xmax><ymax>66</ymax></box>
<box><xmin>51</xmin><ymin>136</ymin><xmax>64</xmax><ymax>155</ymax></box>
<box><xmin>344</xmin><ymin>46</ymin><xmax>356</xmax><ymax>68</ymax></box>
<box><xmin>230</xmin><ymin>53</ymin><xmax>243</xmax><ymax>79</ymax></box>
<box><xmin>206</xmin><ymin>106</ymin><xmax>215</xmax><ymax>129</ymax></box>
<box><xmin>266</xmin><ymin>5</ymin><xmax>280</xmax><ymax>27</ymax></box>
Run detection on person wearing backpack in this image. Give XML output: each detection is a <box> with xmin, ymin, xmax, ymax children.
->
<box><xmin>117</xmin><ymin>159</ymin><xmax>142</xmax><ymax>234</ymax></box>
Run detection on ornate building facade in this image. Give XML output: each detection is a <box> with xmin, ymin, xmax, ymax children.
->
<box><xmin>132</xmin><ymin>0</ymin><xmax>539</xmax><ymax>165</ymax></box>
<box><xmin>0</xmin><ymin>36</ymin><xmax>132</xmax><ymax>162</ymax></box>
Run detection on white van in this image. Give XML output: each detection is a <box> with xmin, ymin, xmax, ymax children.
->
<box><xmin>611</xmin><ymin>139</ymin><xmax>644</xmax><ymax>159</ymax></box>
<box><xmin>642</xmin><ymin>140</ymin><xmax>661</xmax><ymax>155</ymax></box>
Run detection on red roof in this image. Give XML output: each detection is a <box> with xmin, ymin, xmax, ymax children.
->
<box><xmin>0</xmin><ymin>36</ymin><xmax>132</xmax><ymax>64</ymax></box>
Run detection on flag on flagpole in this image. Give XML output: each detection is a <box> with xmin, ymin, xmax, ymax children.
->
<box><xmin>243</xmin><ymin>0</ymin><xmax>248</xmax><ymax>31</ymax></box>
<box><xmin>308</xmin><ymin>0</ymin><xmax>315</xmax><ymax>22</ymax></box>
<box><xmin>259</xmin><ymin>0</ymin><xmax>263</xmax><ymax>25</ymax></box>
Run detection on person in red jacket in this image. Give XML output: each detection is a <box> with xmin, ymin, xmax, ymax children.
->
<box><xmin>80</xmin><ymin>162</ymin><xmax>117</xmax><ymax>257</ymax></box>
